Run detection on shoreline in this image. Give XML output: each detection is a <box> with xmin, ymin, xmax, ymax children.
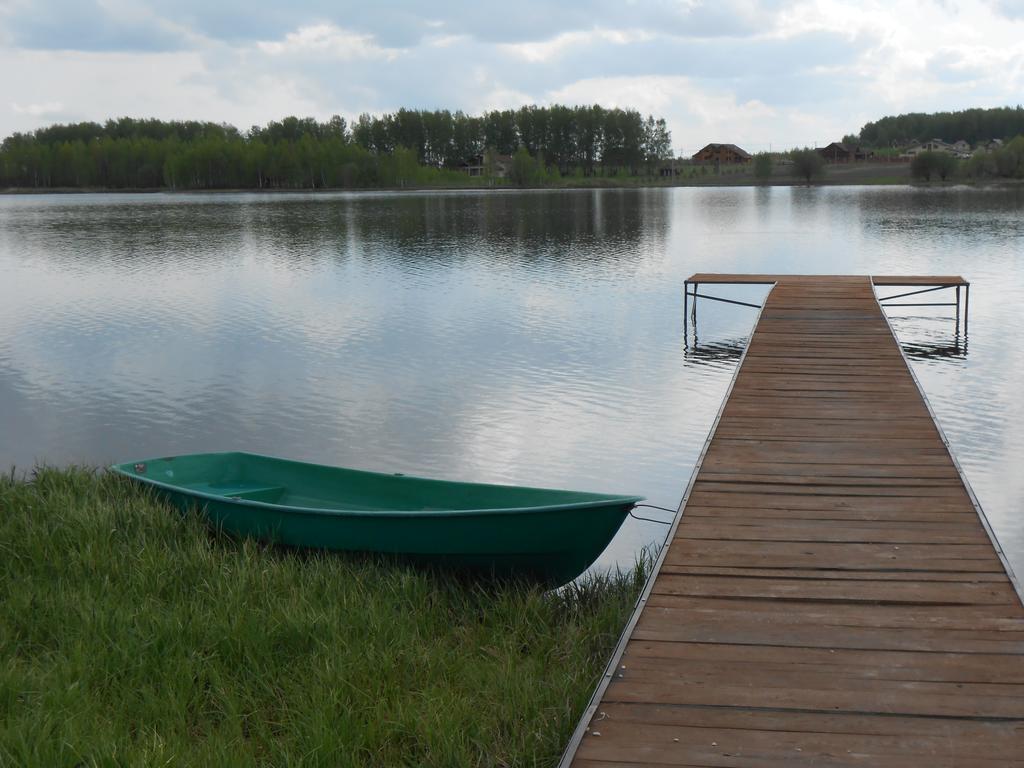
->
<box><xmin>2</xmin><ymin>174</ymin><xmax>1021</xmax><ymax>196</ymax></box>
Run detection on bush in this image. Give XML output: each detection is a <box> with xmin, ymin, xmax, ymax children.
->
<box><xmin>911</xmin><ymin>150</ymin><xmax>959</xmax><ymax>181</ymax></box>
<box><xmin>994</xmin><ymin>135</ymin><xmax>1024</xmax><ymax>177</ymax></box>
<box><xmin>511</xmin><ymin>146</ymin><xmax>549</xmax><ymax>186</ymax></box>
<box><xmin>959</xmin><ymin>135</ymin><xmax>1024</xmax><ymax>180</ymax></box>
<box><xmin>790</xmin><ymin>149</ymin><xmax>824</xmax><ymax>183</ymax></box>
<box><xmin>965</xmin><ymin>151</ymin><xmax>997</xmax><ymax>179</ymax></box>
<box><xmin>753</xmin><ymin>153</ymin><xmax>774</xmax><ymax>180</ymax></box>
<box><xmin>935</xmin><ymin>152</ymin><xmax>958</xmax><ymax>180</ymax></box>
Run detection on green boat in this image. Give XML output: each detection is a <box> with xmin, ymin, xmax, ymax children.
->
<box><xmin>110</xmin><ymin>452</ymin><xmax>643</xmax><ymax>585</ymax></box>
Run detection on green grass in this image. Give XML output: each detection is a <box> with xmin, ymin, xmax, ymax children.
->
<box><xmin>0</xmin><ymin>468</ymin><xmax>649</xmax><ymax>767</ymax></box>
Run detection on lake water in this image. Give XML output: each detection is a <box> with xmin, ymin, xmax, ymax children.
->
<box><xmin>2</xmin><ymin>186</ymin><xmax>1023</xmax><ymax>577</ymax></box>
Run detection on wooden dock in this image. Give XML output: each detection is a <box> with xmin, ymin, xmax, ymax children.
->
<box><xmin>561</xmin><ymin>274</ymin><xmax>1024</xmax><ymax>767</ymax></box>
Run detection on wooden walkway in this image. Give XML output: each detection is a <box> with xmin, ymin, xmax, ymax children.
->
<box><xmin>561</xmin><ymin>274</ymin><xmax>1024</xmax><ymax>767</ymax></box>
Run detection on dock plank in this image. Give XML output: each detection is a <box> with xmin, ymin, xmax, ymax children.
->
<box><xmin>562</xmin><ymin>274</ymin><xmax>1024</xmax><ymax>766</ymax></box>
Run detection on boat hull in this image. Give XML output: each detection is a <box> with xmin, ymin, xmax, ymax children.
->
<box><xmin>110</xmin><ymin>452</ymin><xmax>642</xmax><ymax>585</ymax></box>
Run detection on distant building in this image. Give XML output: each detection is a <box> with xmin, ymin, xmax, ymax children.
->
<box><xmin>953</xmin><ymin>140</ymin><xmax>971</xmax><ymax>153</ymax></box>
<box><xmin>692</xmin><ymin>143</ymin><xmax>751</xmax><ymax>164</ymax></box>
<box><xmin>900</xmin><ymin>139</ymin><xmax>956</xmax><ymax>158</ymax></box>
<box><xmin>461</xmin><ymin>153</ymin><xmax>513</xmax><ymax>178</ymax></box>
<box><xmin>972</xmin><ymin>138</ymin><xmax>1006</xmax><ymax>156</ymax></box>
<box><xmin>816</xmin><ymin>142</ymin><xmax>872</xmax><ymax>163</ymax></box>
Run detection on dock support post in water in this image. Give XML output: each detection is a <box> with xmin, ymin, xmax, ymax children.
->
<box><xmin>965</xmin><ymin>281</ymin><xmax>970</xmax><ymax>335</ymax></box>
<box><xmin>682</xmin><ymin>279</ymin><xmax>688</xmax><ymax>341</ymax></box>
<box><xmin>956</xmin><ymin>284</ymin><xmax>961</xmax><ymax>330</ymax></box>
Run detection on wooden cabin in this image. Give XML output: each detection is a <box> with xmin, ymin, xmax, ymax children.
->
<box><xmin>691</xmin><ymin>143</ymin><xmax>751</xmax><ymax>164</ymax></box>
<box><xmin>817</xmin><ymin>142</ymin><xmax>872</xmax><ymax>163</ymax></box>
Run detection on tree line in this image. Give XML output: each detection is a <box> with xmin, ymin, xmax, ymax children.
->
<box><xmin>0</xmin><ymin>106</ymin><xmax>674</xmax><ymax>190</ymax></box>
<box><xmin>901</xmin><ymin>137</ymin><xmax>1024</xmax><ymax>181</ymax></box>
<box><xmin>857</xmin><ymin>106</ymin><xmax>1024</xmax><ymax>147</ymax></box>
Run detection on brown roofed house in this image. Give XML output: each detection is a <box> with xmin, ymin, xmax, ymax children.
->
<box><xmin>692</xmin><ymin>143</ymin><xmax>751</xmax><ymax>164</ymax></box>
<box><xmin>816</xmin><ymin>142</ymin><xmax>872</xmax><ymax>163</ymax></box>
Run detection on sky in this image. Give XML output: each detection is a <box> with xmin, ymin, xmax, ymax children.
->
<box><xmin>0</xmin><ymin>0</ymin><xmax>1022</xmax><ymax>153</ymax></box>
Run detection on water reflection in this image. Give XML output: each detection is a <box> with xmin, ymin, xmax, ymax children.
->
<box><xmin>885</xmin><ymin>307</ymin><xmax>968</xmax><ymax>361</ymax></box>
<box><xmin>901</xmin><ymin>334</ymin><xmax>969</xmax><ymax>361</ymax></box>
<box><xmin>1</xmin><ymin>187</ymin><xmax>1023</xmax><ymax>579</ymax></box>
<box><xmin>683</xmin><ymin>338</ymin><xmax>747</xmax><ymax>366</ymax></box>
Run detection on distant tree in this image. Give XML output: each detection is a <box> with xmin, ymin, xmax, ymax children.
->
<box><xmin>385</xmin><ymin>145</ymin><xmax>419</xmax><ymax>186</ymax></box>
<box><xmin>993</xmin><ymin>136</ymin><xmax>1024</xmax><ymax>178</ymax></box>
<box><xmin>910</xmin><ymin>151</ymin><xmax>934</xmax><ymax>180</ymax></box>
<box><xmin>964</xmin><ymin>150</ymin><xmax>996</xmax><ymax>179</ymax></box>
<box><xmin>791</xmin><ymin>149</ymin><xmax>824</xmax><ymax>183</ymax></box>
<box><xmin>909</xmin><ymin>150</ymin><xmax>957</xmax><ymax>181</ymax></box>
<box><xmin>391</xmin><ymin>108</ymin><xmax>426</xmax><ymax>162</ymax></box>
<box><xmin>576</xmin><ymin>104</ymin><xmax>604</xmax><ymax>176</ymax></box>
<box><xmin>482</xmin><ymin>109</ymin><xmax>518</xmax><ymax>155</ymax></box>
<box><xmin>326</xmin><ymin>115</ymin><xmax>349</xmax><ymax>142</ymax></box>
<box><xmin>546</xmin><ymin>104</ymin><xmax>577</xmax><ymax>174</ymax></box>
<box><xmin>0</xmin><ymin>105</ymin><xmax>674</xmax><ymax>190</ymax></box>
<box><xmin>857</xmin><ymin>106</ymin><xmax>1024</xmax><ymax>148</ymax></box>
<box><xmin>510</xmin><ymin>146</ymin><xmax>540</xmax><ymax>185</ymax></box>
<box><xmin>753</xmin><ymin>152</ymin><xmax>774</xmax><ymax>180</ymax></box>
<box><xmin>516</xmin><ymin>105</ymin><xmax>546</xmax><ymax>155</ymax></box>
<box><xmin>935</xmin><ymin>152</ymin><xmax>958</xmax><ymax>181</ymax></box>
<box><xmin>447</xmin><ymin>111</ymin><xmax>477</xmax><ymax>167</ymax></box>
<box><xmin>618</xmin><ymin>109</ymin><xmax>645</xmax><ymax>174</ymax></box>
<box><xmin>1008</xmin><ymin>135</ymin><xmax>1024</xmax><ymax>177</ymax></box>
<box><xmin>352</xmin><ymin>113</ymin><xmax>374</xmax><ymax>150</ymax></box>
<box><xmin>641</xmin><ymin>115</ymin><xmax>673</xmax><ymax>175</ymax></box>
<box><xmin>482</xmin><ymin>146</ymin><xmax>498</xmax><ymax>178</ymax></box>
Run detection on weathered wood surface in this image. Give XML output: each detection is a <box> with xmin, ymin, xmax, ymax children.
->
<box><xmin>566</xmin><ymin>275</ymin><xmax>1023</xmax><ymax>767</ymax></box>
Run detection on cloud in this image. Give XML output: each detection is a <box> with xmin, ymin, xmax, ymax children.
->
<box><xmin>992</xmin><ymin>0</ymin><xmax>1024</xmax><ymax>17</ymax></box>
<box><xmin>11</xmin><ymin>101</ymin><xmax>63</xmax><ymax>116</ymax></box>
<box><xmin>0</xmin><ymin>47</ymin><xmax>321</xmax><ymax>133</ymax></box>
<box><xmin>927</xmin><ymin>44</ymin><xmax>1024</xmax><ymax>86</ymax></box>
<box><xmin>3</xmin><ymin>0</ymin><xmax>189</xmax><ymax>51</ymax></box>
<box><xmin>1</xmin><ymin>0</ymin><xmax>1024</xmax><ymax>148</ymax></box>
<box><xmin>546</xmin><ymin>74</ymin><xmax>844</xmax><ymax>153</ymax></box>
<box><xmin>3</xmin><ymin>0</ymin><xmax>794</xmax><ymax>52</ymax></box>
<box><xmin>255</xmin><ymin>23</ymin><xmax>401</xmax><ymax>61</ymax></box>
<box><xmin>499</xmin><ymin>29</ymin><xmax>656</xmax><ymax>64</ymax></box>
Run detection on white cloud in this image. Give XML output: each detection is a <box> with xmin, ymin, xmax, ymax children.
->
<box><xmin>256</xmin><ymin>23</ymin><xmax>401</xmax><ymax>61</ymax></box>
<box><xmin>0</xmin><ymin>48</ymin><xmax>322</xmax><ymax>135</ymax></box>
<box><xmin>425</xmin><ymin>33</ymin><xmax>467</xmax><ymax>48</ymax></box>
<box><xmin>500</xmin><ymin>28</ymin><xmax>656</xmax><ymax>63</ymax></box>
<box><xmin>476</xmin><ymin>86</ymin><xmax>535</xmax><ymax>113</ymax></box>
<box><xmin>11</xmin><ymin>100</ymin><xmax>63</xmax><ymax>116</ymax></box>
<box><xmin>546</xmin><ymin>75</ymin><xmax>834</xmax><ymax>154</ymax></box>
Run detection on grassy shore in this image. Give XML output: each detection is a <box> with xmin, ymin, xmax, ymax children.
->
<box><xmin>0</xmin><ymin>468</ymin><xmax>648</xmax><ymax>767</ymax></box>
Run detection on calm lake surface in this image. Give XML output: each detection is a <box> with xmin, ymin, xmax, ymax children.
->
<box><xmin>2</xmin><ymin>186</ymin><xmax>1023</xmax><ymax>577</ymax></box>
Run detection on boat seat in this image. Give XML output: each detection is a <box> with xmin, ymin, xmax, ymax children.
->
<box><xmin>188</xmin><ymin>483</ymin><xmax>286</xmax><ymax>503</ymax></box>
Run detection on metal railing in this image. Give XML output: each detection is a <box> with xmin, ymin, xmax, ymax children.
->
<box><xmin>876</xmin><ymin>282</ymin><xmax>970</xmax><ymax>335</ymax></box>
<box><xmin>683</xmin><ymin>278</ymin><xmax>971</xmax><ymax>342</ymax></box>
